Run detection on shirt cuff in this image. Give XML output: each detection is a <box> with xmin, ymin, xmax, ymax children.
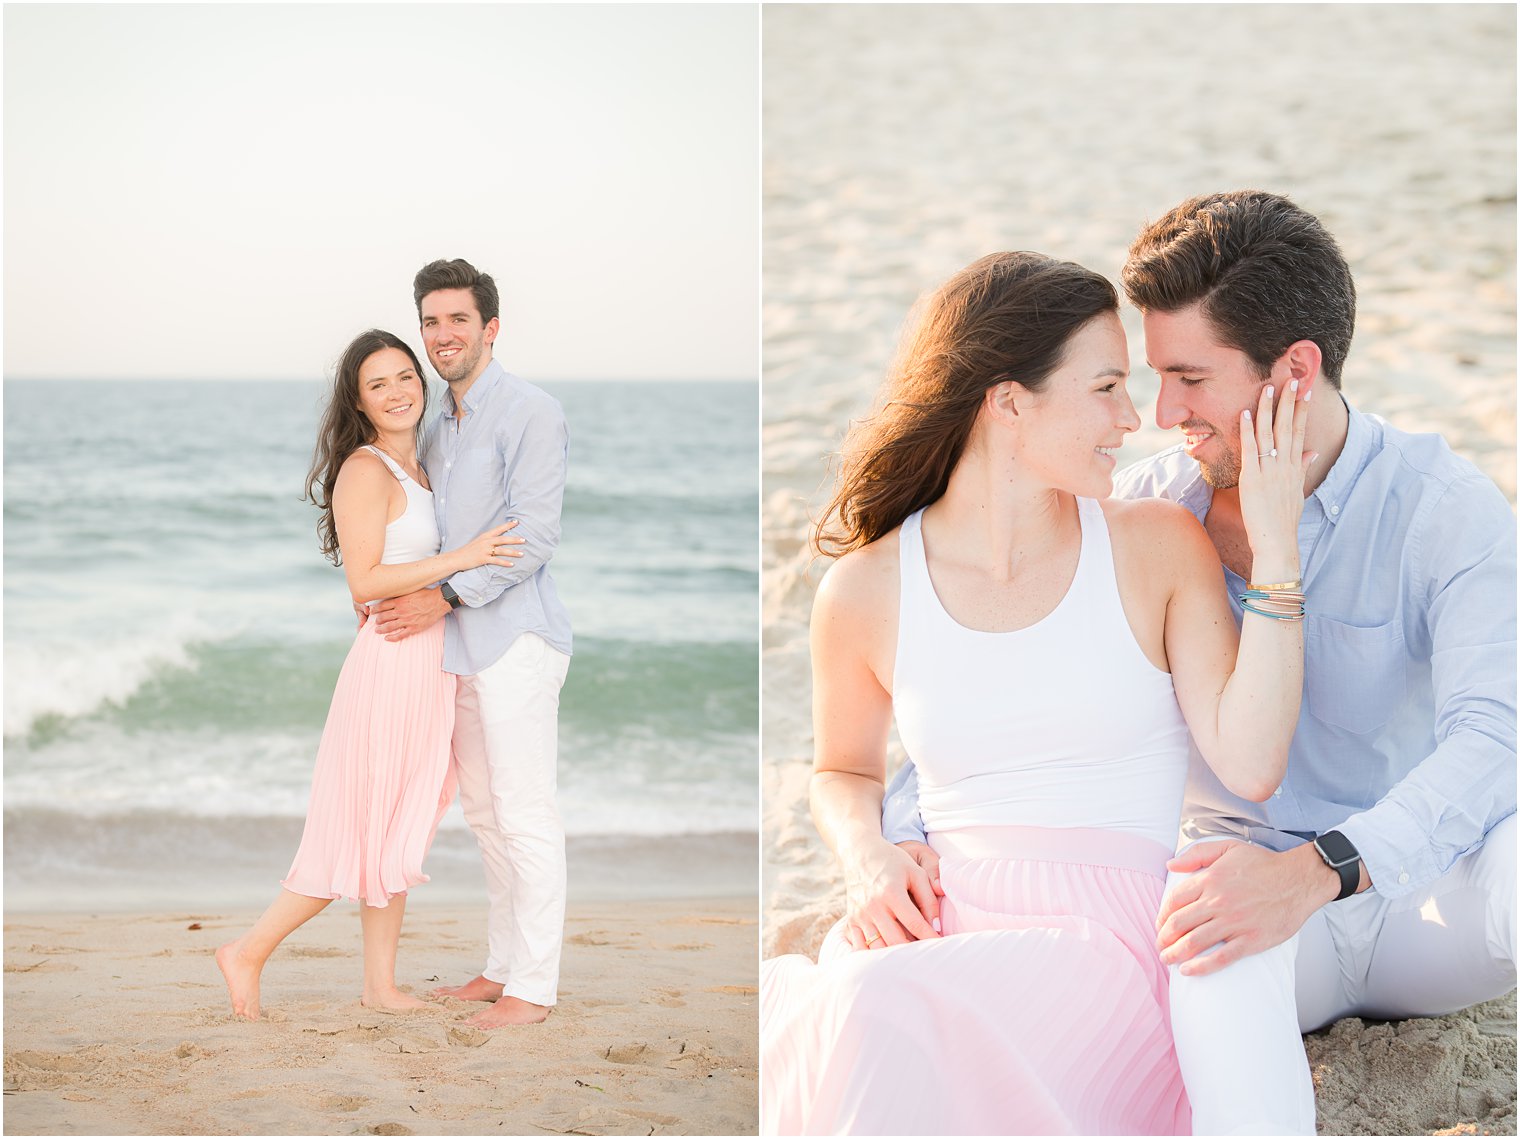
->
<box><xmin>1336</xmin><ymin>799</ymin><xmax>1440</xmax><ymax>900</ymax></box>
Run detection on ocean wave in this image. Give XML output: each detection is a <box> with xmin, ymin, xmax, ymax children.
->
<box><xmin>2</xmin><ymin>618</ymin><xmax>227</xmax><ymax>738</ymax></box>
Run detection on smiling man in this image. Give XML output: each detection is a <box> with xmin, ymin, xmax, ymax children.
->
<box><xmin>371</xmin><ymin>258</ymin><xmax>572</xmax><ymax>1028</ymax></box>
<box><xmin>879</xmin><ymin>191</ymin><xmax>1516</xmax><ymax>1132</ymax></box>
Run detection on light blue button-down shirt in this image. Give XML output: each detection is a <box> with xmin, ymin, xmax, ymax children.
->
<box><xmin>423</xmin><ymin>359</ymin><xmax>572</xmax><ymax>675</ymax></box>
<box><xmin>882</xmin><ymin>402</ymin><xmax>1516</xmax><ymax>899</ymax></box>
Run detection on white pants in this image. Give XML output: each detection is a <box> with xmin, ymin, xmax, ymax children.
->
<box><xmin>1166</xmin><ymin>815</ymin><xmax>1517</xmax><ymax>1135</ymax></box>
<box><xmin>453</xmin><ymin>632</ymin><xmax>571</xmax><ymax>1006</ymax></box>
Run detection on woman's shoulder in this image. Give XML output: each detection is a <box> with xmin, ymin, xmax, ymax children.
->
<box><xmin>333</xmin><ymin>446</ymin><xmax>395</xmax><ymax>499</ymax></box>
<box><xmin>1100</xmin><ymin>495</ymin><xmax>1214</xmax><ymax>578</ymax></box>
<box><xmin>1100</xmin><ymin>495</ymin><xmax>1205</xmax><ymax>543</ymax></box>
<box><xmin>813</xmin><ymin>527</ymin><xmax>902</xmax><ymax>620</ymax></box>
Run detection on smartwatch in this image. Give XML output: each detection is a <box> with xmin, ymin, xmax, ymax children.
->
<box><xmin>440</xmin><ymin>583</ymin><xmax>463</xmax><ymax>611</ymax></box>
<box><xmin>1312</xmin><ymin>830</ymin><xmax>1362</xmax><ymax>901</ymax></box>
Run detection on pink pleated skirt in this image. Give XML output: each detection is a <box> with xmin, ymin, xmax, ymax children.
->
<box><xmin>760</xmin><ymin>826</ymin><xmax>1191</xmax><ymax>1136</ymax></box>
<box><xmin>282</xmin><ymin>619</ymin><xmax>458</xmax><ymax>908</ymax></box>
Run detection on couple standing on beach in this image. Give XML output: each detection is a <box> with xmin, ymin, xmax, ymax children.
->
<box><xmin>217</xmin><ymin>258</ymin><xmax>572</xmax><ymax>1030</ymax></box>
<box><xmin>760</xmin><ymin>191</ymin><xmax>1516</xmax><ymax>1134</ymax></box>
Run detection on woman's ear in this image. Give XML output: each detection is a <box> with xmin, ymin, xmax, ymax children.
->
<box><xmin>983</xmin><ymin>380</ymin><xmax>1028</xmax><ymax>425</ymax></box>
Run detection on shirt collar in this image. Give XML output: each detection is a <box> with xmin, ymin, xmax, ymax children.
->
<box><xmin>1174</xmin><ymin>458</ymin><xmax>1213</xmax><ymax>520</ymax></box>
<box><xmin>442</xmin><ymin>357</ymin><xmax>506</xmax><ymax>419</ymax></box>
<box><xmin>1309</xmin><ymin>396</ymin><xmax>1377</xmax><ymax>524</ymax></box>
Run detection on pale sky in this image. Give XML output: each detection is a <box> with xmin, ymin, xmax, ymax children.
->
<box><xmin>4</xmin><ymin>4</ymin><xmax>758</xmax><ymax>381</ymax></box>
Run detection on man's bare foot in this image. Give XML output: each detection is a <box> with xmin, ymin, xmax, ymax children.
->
<box><xmin>429</xmin><ymin>974</ymin><xmax>504</xmax><ymax>1002</ymax></box>
<box><xmin>361</xmin><ymin>988</ymin><xmax>431</xmax><ymax>1012</ymax></box>
<box><xmin>466</xmin><ymin>995</ymin><xmax>550</xmax><ymax>1028</ymax></box>
<box><xmin>216</xmin><ymin>938</ymin><xmax>262</xmax><ymax>1020</ymax></box>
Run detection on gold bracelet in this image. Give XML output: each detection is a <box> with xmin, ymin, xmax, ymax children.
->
<box><xmin>1248</xmin><ymin>578</ymin><xmax>1302</xmax><ymax>592</ymax></box>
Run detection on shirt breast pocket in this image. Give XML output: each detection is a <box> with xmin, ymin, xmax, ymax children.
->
<box><xmin>1304</xmin><ymin>614</ymin><xmax>1408</xmax><ymax>735</ymax></box>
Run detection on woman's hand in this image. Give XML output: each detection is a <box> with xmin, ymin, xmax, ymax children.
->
<box><xmin>1237</xmin><ymin>381</ymin><xmax>1315</xmax><ymax>581</ymax></box>
<box><xmin>840</xmin><ymin>838</ymin><xmax>942</xmax><ymax>951</ymax></box>
<box><xmin>452</xmin><ymin>521</ymin><xmax>525</xmax><ymax>572</ymax></box>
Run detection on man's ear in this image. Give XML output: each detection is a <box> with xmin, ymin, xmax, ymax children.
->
<box><xmin>483</xmin><ymin>317</ymin><xmax>500</xmax><ymax>348</ymax></box>
<box><xmin>1279</xmin><ymin>340</ymin><xmax>1323</xmax><ymax>392</ymax></box>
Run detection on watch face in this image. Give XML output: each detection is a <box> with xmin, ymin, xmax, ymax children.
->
<box><xmin>1316</xmin><ymin>830</ymin><xmax>1359</xmax><ymax>867</ymax></box>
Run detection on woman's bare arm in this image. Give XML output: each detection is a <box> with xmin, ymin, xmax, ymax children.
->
<box><xmin>808</xmin><ymin>539</ymin><xmax>940</xmax><ymax>946</ymax></box>
<box><xmin>333</xmin><ymin>451</ymin><xmax>520</xmax><ymax>603</ymax></box>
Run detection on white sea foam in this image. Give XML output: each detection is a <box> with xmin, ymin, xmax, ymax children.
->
<box><xmin>3</xmin><ymin>617</ymin><xmax>223</xmax><ymax>738</ymax></box>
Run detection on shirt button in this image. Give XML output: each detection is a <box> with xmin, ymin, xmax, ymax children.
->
<box><xmin>1329</xmin><ymin>504</ymin><xmax>1340</xmax><ymax>515</ymax></box>
<box><xmin>1397</xmin><ymin>872</ymin><xmax>1410</xmax><ymax>884</ymax></box>
<box><xmin>1272</xmin><ymin>787</ymin><xmax>1283</xmax><ymax>798</ymax></box>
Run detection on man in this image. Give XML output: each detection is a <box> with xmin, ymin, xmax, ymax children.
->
<box><xmin>879</xmin><ymin>191</ymin><xmax>1516</xmax><ymax>1131</ymax></box>
<box><xmin>371</xmin><ymin>258</ymin><xmax>572</xmax><ymax>1028</ymax></box>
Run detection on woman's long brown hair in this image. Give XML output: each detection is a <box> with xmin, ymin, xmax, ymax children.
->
<box><xmin>304</xmin><ymin>329</ymin><xmax>429</xmax><ymax>566</ymax></box>
<box><xmin>814</xmin><ymin>252</ymin><xmax>1118</xmax><ymax>557</ymax></box>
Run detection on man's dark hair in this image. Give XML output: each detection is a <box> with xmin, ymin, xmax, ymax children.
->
<box><xmin>1121</xmin><ymin>191</ymin><xmax>1356</xmax><ymax>388</ymax></box>
<box><xmin>412</xmin><ymin>258</ymin><xmax>500</xmax><ymax>325</ymax></box>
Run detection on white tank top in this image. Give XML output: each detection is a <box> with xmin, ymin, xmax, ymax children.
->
<box><xmin>362</xmin><ymin>445</ymin><xmax>440</xmax><ymax>565</ymax></box>
<box><xmin>892</xmin><ymin>498</ymin><xmax>1190</xmax><ymax>849</ymax></box>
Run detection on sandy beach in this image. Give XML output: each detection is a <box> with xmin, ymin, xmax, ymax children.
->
<box><xmin>4</xmin><ymin>896</ymin><xmax>757</xmax><ymax>1136</ymax></box>
<box><xmin>762</xmin><ymin>5</ymin><xmax>1515</xmax><ymax>1134</ymax></box>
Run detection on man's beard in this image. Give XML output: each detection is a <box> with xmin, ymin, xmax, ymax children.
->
<box><xmin>1197</xmin><ymin>440</ymin><xmax>1243</xmax><ymax>490</ymax></box>
<box><xmin>1188</xmin><ymin>424</ymin><xmax>1243</xmax><ymax>490</ymax></box>
<box><xmin>432</xmin><ymin>342</ymin><xmax>483</xmax><ymax>383</ymax></box>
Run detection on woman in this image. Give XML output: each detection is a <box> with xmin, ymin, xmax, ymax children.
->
<box><xmin>217</xmin><ymin>329</ymin><xmax>521</xmax><ymax>1020</ymax></box>
<box><xmin>761</xmin><ymin>253</ymin><xmax>1311</xmax><ymax>1134</ymax></box>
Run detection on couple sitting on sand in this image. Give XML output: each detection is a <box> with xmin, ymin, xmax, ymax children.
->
<box><xmin>218</xmin><ymin>258</ymin><xmax>572</xmax><ymax>1030</ymax></box>
<box><xmin>760</xmin><ymin>191</ymin><xmax>1516</xmax><ymax>1134</ymax></box>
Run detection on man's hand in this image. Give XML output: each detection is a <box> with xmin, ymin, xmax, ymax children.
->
<box><xmin>353</xmin><ymin>601</ymin><xmax>370</xmax><ymax>631</ymax></box>
<box><xmin>1155</xmin><ymin>841</ymin><xmax>1342</xmax><ymax>976</ymax></box>
<box><xmin>371</xmin><ymin>587</ymin><xmax>450</xmax><ymax>642</ymax></box>
<box><xmin>895</xmin><ymin>840</ymin><xmax>946</xmax><ymax>900</ymax></box>
<box><xmin>841</xmin><ymin>839</ymin><xmax>942</xmax><ymax>951</ymax></box>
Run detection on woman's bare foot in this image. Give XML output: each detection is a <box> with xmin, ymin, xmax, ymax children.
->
<box><xmin>429</xmin><ymin>974</ymin><xmax>504</xmax><ymax>1002</ymax></box>
<box><xmin>466</xmin><ymin>995</ymin><xmax>550</xmax><ymax>1028</ymax></box>
<box><xmin>216</xmin><ymin>938</ymin><xmax>262</xmax><ymax>1020</ymax></box>
<box><xmin>361</xmin><ymin>987</ymin><xmax>431</xmax><ymax>1012</ymax></box>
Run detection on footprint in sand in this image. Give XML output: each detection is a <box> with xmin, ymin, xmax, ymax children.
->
<box><xmin>7</xmin><ymin>1048</ymin><xmax>104</xmax><ymax>1074</ymax></box>
<box><xmin>534</xmin><ymin>1104</ymin><xmax>679</xmax><ymax>1134</ymax></box>
<box><xmin>703</xmin><ymin>985</ymin><xmax>759</xmax><ymax>995</ymax></box>
<box><xmin>4</xmin><ymin>959</ymin><xmax>80</xmax><ymax>974</ymax></box>
<box><xmin>318</xmin><ymin>1094</ymin><xmax>370</xmax><ymax>1112</ymax></box>
<box><xmin>604</xmin><ymin>1038</ymin><xmax>697</xmax><ymax>1067</ymax></box>
<box><xmin>359</xmin><ymin>1125</ymin><xmax>414</xmax><ymax>1136</ymax></box>
<box><xmin>376</xmin><ymin>1031</ymin><xmax>446</xmax><ymax>1054</ymax></box>
<box><xmin>447</xmin><ymin>1026</ymin><xmax>490</xmax><ymax>1048</ymax></box>
<box><xmin>286</xmin><ymin>946</ymin><xmax>348</xmax><ymax>958</ymax></box>
<box><xmin>644</xmin><ymin>987</ymin><xmax>687</xmax><ymax>1008</ymax></box>
<box><xmin>565</xmin><ymin>931</ymin><xmax>622</xmax><ymax>947</ymax></box>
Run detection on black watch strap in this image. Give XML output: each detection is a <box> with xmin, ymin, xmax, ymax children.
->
<box><xmin>1312</xmin><ymin>830</ymin><xmax>1361</xmax><ymax>901</ymax></box>
<box><xmin>440</xmin><ymin>583</ymin><xmax>463</xmax><ymax>610</ymax></box>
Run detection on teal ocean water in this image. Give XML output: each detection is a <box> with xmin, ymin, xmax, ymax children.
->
<box><xmin>4</xmin><ymin>378</ymin><xmax>758</xmax><ymax>906</ymax></box>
